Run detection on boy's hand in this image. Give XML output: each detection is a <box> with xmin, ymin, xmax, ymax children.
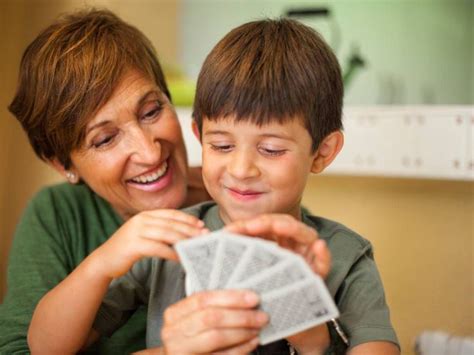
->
<box><xmin>161</xmin><ymin>289</ymin><xmax>266</xmax><ymax>354</ymax></box>
<box><xmin>92</xmin><ymin>209</ymin><xmax>208</xmax><ymax>279</ymax></box>
<box><xmin>225</xmin><ymin>214</ymin><xmax>331</xmax><ymax>279</ymax></box>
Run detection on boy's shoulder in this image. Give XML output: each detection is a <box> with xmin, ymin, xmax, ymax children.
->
<box><xmin>302</xmin><ymin>211</ymin><xmax>373</xmax><ymax>259</ymax></box>
<box><xmin>181</xmin><ymin>201</ymin><xmax>218</xmax><ymax>219</ymax></box>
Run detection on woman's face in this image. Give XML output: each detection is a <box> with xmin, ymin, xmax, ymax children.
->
<box><xmin>69</xmin><ymin>70</ymin><xmax>188</xmax><ymax>219</ymax></box>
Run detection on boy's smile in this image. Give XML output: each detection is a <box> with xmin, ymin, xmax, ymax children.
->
<box><xmin>199</xmin><ymin>117</ymin><xmax>319</xmax><ymax>224</ymax></box>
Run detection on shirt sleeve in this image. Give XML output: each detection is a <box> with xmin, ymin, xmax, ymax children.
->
<box><xmin>0</xmin><ymin>191</ymin><xmax>74</xmax><ymax>354</ymax></box>
<box><xmin>336</xmin><ymin>251</ymin><xmax>399</xmax><ymax>350</ymax></box>
<box><xmin>93</xmin><ymin>258</ymin><xmax>153</xmax><ymax>337</ymax></box>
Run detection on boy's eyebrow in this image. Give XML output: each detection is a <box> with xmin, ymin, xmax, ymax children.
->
<box><xmin>202</xmin><ymin>130</ymin><xmax>230</xmax><ymax>136</ymax></box>
<box><xmin>203</xmin><ymin>130</ymin><xmax>295</xmax><ymax>141</ymax></box>
<box><xmin>258</xmin><ymin>133</ymin><xmax>295</xmax><ymax>141</ymax></box>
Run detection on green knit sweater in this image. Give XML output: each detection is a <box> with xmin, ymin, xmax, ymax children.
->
<box><xmin>0</xmin><ymin>183</ymin><xmax>146</xmax><ymax>354</ymax></box>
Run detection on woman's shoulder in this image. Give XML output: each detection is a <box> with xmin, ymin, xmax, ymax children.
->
<box><xmin>26</xmin><ymin>182</ymin><xmax>118</xmax><ymax>225</ymax></box>
<box><xmin>35</xmin><ymin>181</ymin><xmax>92</xmax><ymax>200</ymax></box>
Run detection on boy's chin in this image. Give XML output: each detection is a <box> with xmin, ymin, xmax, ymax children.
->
<box><xmin>221</xmin><ymin>207</ymin><xmax>270</xmax><ymax>224</ymax></box>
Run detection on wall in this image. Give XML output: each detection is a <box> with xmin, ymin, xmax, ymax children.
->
<box><xmin>180</xmin><ymin>0</ymin><xmax>473</xmax><ymax>105</ymax></box>
<box><xmin>302</xmin><ymin>175</ymin><xmax>473</xmax><ymax>355</ymax></box>
<box><xmin>0</xmin><ymin>0</ymin><xmax>180</xmax><ymax>300</ymax></box>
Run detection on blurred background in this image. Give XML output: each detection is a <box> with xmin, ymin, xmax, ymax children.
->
<box><xmin>0</xmin><ymin>1</ymin><xmax>472</xmax><ymax>354</ymax></box>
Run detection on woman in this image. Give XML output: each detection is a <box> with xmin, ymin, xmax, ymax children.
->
<box><xmin>0</xmin><ymin>9</ymin><xmax>327</xmax><ymax>354</ymax></box>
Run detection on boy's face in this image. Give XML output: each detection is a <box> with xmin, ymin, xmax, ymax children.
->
<box><xmin>200</xmin><ymin>117</ymin><xmax>318</xmax><ymax>224</ymax></box>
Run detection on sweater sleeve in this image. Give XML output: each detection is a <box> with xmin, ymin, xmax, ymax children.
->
<box><xmin>0</xmin><ymin>189</ymin><xmax>75</xmax><ymax>354</ymax></box>
<box><xmin>93</xmin><ymin>258</ymin><xmax>154</xmax><ymax>337</ymax></box>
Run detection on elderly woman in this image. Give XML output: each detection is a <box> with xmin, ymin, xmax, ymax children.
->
<box><xmin>0</xmin><ymin>9</ymin><xmax>327</xmax><ymax>354</ymax></box>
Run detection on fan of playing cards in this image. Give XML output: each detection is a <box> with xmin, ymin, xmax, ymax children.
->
<box><xmin>176</xmin><ymin>230</ymin><xmax>339</xmax><ymax>345</ymax></box>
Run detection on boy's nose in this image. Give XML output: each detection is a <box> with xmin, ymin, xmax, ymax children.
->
<box><xmin>227</xmin><ymin>151</ymin><xmax>260</xmax><ymax>180</ymax></box>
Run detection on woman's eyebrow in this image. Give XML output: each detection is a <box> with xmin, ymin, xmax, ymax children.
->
<box><xmin>86</xmin><ymin>120</ymin><xmax>110</xmax><ymax>135</ymax></box>
<box><xmin>137</xmin><ymin>89</ymin><xmax>160</xmax><ymax>107</ymax></box>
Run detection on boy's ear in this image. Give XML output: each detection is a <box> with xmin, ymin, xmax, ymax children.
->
<box><xmin>311</xmin><ymin>131</ymin><xmax>344</xmax><ymax>174</ymax></box>
<box><xmin>191</xmin><ymin>121</ymin><xmax>201</xmax><ymax>142</ymax></box>
<box><xmin>48</xmin><ymin>158</ymin><xmax>80</xmax><ymax>184</ymax></box>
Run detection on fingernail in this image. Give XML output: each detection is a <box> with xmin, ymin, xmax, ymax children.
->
<box><xmin>245</xmin><ymin>292</ymin><xmax>259</xmax><ymax>305</ymax></box>
<box><xmin>251</xmin><ymin>336</ymin><xmax>260</xmax><ymax>345</ymax></box>
<box><xmin>256</xmin><ymin>312</ymin><xmax>269</xmax><ymax>324</ymax></box>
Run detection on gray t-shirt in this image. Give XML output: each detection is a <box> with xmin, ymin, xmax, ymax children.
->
<box><xmin>93</xmin><ymin>202</ymin><xmax>399</xmax><ymax>352</ymax></box>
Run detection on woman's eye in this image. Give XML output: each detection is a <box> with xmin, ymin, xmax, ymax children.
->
<box><xmin>210</xmin><ymin>144</ymin><xmax>233</xmax><ymax>152</ymax></box>
<box><xmin>141</xmin><ymin>102</ymin><xmax>162</xmax><ymax>121</ymax></box>
<box><xmin>92</xmin><ymin>135</ymin><xmax>115</xmax><ymax>148</ymax></box>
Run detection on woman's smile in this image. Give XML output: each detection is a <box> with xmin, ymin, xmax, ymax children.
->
<box><xmin>127</xmin><ymin>159</ymin><xmax>173</xmax><ymax>192</ymax></box>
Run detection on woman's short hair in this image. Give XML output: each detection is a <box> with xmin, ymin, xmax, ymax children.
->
<box><xmin>9</xmin><ymin>9</ymin><xmax>170</xmax><ymax>168</ymax></box>
<box><xmin>192</xmin><ymin>18</ymin><xmax>343</xmax><ymax>152</ymax></box>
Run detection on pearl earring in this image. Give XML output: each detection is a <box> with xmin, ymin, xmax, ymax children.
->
<box><xmin>65</xmin><ymin>171</ymin><xmax>77</xmax><ymax>183</ymax></box>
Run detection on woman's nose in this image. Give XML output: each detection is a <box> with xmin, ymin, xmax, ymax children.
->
<box><xmin>129</xmin><ymin>128</ymin><xmax>161</xmax><ymax>164</ymax></box>
<box><xmin>227</xmin><ymin>150</ymin><xmax>259</xmax><ymax>180</ymax></box>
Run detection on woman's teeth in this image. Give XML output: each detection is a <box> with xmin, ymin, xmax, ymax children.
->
<box><xmin>131</xmin><ymin>161</ymin><xmax>168</xmax><ymax>184</ymax></box>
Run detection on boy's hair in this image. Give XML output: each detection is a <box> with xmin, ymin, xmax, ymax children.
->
<box><xmin>193</xmin><ymin>18</ymin><xmax>343</xmax><ymax>152</ymax></box>
<box><xmin>8</xmin><ymin>9</ymin><xmax>170</xmax><ymax>168</ymax></box>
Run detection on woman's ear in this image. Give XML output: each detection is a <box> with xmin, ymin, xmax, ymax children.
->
<box><xmin>311</xmin><ymin>131</ymin><xmax>344</xmax><ymax>174</ymax></box>
<box><xmin>191</xmin><ymin>121</ymin><xmax>201</xmax><ymax>142</ymax></box>
<box><xmin>48</xmin><ymin>159</ymin><xmax>80</xmax><ymax>184</ymax></box>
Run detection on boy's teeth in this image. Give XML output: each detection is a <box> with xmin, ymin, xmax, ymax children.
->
<box><xmin>132</xmin><ymin>161</ymin><xmax>168</xmax><ymax>183</ymax></box>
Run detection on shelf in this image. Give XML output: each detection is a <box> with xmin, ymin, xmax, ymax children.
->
<box><xmin>176</xmin><ymin>106</ymin><xmax>473</xmax><ymax>181</ymax></box>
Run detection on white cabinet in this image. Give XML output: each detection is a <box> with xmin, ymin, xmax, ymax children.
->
<box><xmin>177</xmin><ymin>106</ymin><xmax>474</xmax><ymax>181</ymax></box>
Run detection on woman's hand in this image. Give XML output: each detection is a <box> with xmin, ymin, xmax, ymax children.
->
<box><xmin>93</xmin><ymin>209</ymin><xmax>208</xmax><ymax>279</ymax></box>
<box><xmin>29</xmin><ymin>209</ymin><xmax>208</xmax><ymax>354</ymax></box>
<box><xmin>161</xmin><ymin>289</ymin><xmax>267</xmax><ymax>354</ymax></box>
<box><xmin>225</xmin><ymin>213</ymin><xmax>332</xmax><ymax>353</ymax></box>
<box><xmin>225</xmin><ymin>214</ymin><xmax>331</xmax><ymax>279</ymax></box>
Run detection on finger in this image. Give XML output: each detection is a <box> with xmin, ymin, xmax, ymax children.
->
<box><xmin>142</xmin><ymin>220</ymin><xmax>208</xmax><ymax>241</ymax></box>
<box><xmin>227</xmin><ymin>214</ymin><xmax>317</xmax><ymax>245</ymax></box>
<box><xmin>164</xmin><ymin>290</ymin><xmax>260</xmax><ymax>324</ymax></box>
<box><xmin>191</xmin><ymin>329</ymin><xmax>260</xmax><ymax>353</ymax></box>
<box><xmin>180</xmin><ymin>308</ymin><xmax>268</xmax><ymax>337</ymax></box>
<box><xmin>144</xmin><ymin>209</ymin><xmax>206</xmax><ymax>227</ymax></box>
<box><xmin>213</xmin><ymin>336</ymin><xmax>260</xmax><ymax>355</ymax></box>
<box><xmin>311</xmin><ymin>239</ymin><xmax>331</xmax><ymax>279</ymax></box>
<box><xmin>139</xmin><ymin>239</ymin><xmax>179</xmax><ymax>261</ymax></box>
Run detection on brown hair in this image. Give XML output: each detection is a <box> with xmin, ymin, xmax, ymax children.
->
<box><xmin>193</xmin><ymin>18</ymin><xmax>343</xmax><ymax>152</ymax></box>
<box><xmin>8</xmin><ymin>9</ymin><xmax>170</xmax><ymax>168</ymax></box>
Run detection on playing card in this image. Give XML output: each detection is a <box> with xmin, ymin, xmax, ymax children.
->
<box><xmin>258</xmin><ymin>277</ymin><xmax>339</xmax><ymax>345</ymax></box>
<box><xmin>226</xmin><ymin>238</ymin><xmax>291</xmax><ymax>286</ymax></box>
<box><xmin>175</xmin><ymin>234</ymin><xmax>220</xmax><ymax>292</ymax></box>
<box><xmin>208</xmin><ymin>232</ymin><xmax>250</xmax><ymax>290</ymax></box>
<box><xmin>232</xmin><ymin>256</ymin><xmax>311</xmax><ymax>295</ymax></box>
<box><xmin>177</xmin><ymin>230</ymin><xmax>340</xmax><ymax>346</ymax></box>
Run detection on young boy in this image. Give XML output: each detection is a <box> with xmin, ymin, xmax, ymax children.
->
<box><xmin>29</xmin><ymin>18</ymin><xmax>399</xmax><ymax>354</ymax></box>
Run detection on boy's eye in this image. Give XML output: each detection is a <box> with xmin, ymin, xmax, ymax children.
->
<box><xmin>210</xmin><ymin>144</ymin><xmax>233</xmax><ymax>152</ymax></box>
<box><xmin>259</xmin><ymin>147</ymin><xmax>287</xmax><ymax>156</ymax></box>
